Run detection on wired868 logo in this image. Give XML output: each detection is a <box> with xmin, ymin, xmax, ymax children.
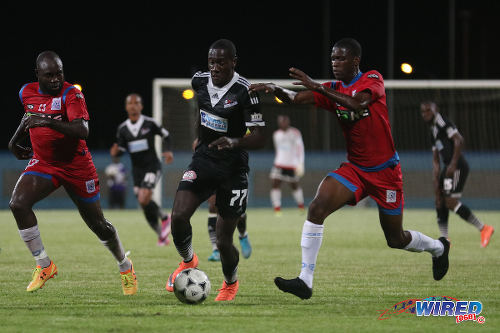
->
<box><xmin>378</xmin><ymin>296</ymin><xmax>485</xmax><ymax>324</ymax></box>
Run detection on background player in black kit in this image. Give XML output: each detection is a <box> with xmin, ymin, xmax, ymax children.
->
<box><xmin>420</xmin><ymin>101</ymin><xmax>494</xmax><ymax>247</ymax></box>
<box><xmin>165</xmin><ymin>39</ymin><xmax>265</xmax><ymax>301</ymax></box>
<box><xmin>111</xmin><ymin>93</ymin><xmax>174</xmax><ymax>245</ymax></box>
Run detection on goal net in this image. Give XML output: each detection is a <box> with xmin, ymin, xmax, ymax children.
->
<box><xmin>153</xmin><ymin>78</ymin><xmax>500</xmax><ymax>209</ymax></box>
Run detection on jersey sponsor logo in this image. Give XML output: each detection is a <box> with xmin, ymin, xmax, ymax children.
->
<box><xmin>25</xmin><ymin>158</ymin><xmax>39</xmax><ymax>169</ymax></box>
<box><xmin>128</xmin><ymin>139</ymin><xmax>149</xmax><ymax>153</ymax></box>
<box><xmin>223</xmin><ymin>99</ymin><xmax>238</xmax><ymax>108</ymax></box>
<box><xmin>335</xmin><ymin>108</ymin><xmax>370</xmax><ymax>122</ymax></box>
<box><xmin>200</xmin><ymin>110</ymin><xmax>228</xmax><ymax>133</ymax></box>
<box><xmin>367</xmin><ymin>73</ymin><xmax>379</xmax><ymax>79</ymax></box>
<box><xmin>181</xmin><ymin>170</ymin><xmax>197</xmax><ymax>182</ymax></box>
<box><xmin>386</xmin><ymin>190</ymin><xmax>396</xmax><ymax>203</ymax></box>
<box><xmin>51</xmin><ymin>97</ymin><xmax>62</xmax><ymax>111</ymax></box>
<box><xmin>86</xmin><ymin>179</ymin><xmax>96</xmax><ymax>193</ymax></box>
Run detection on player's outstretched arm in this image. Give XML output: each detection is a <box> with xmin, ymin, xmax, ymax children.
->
<box><xmin>289</xmin><ymin>67</ymin><xmax>372</xmax><ymax>112</ymax></box>
<box><xmin>208</xmin><ymin>126</ymin><xmax>266</xmax><ymax>151</ymax></box>
<box><xmin>249</xmin><ymin>83</ymin><xmax>315</xmax><ymax>105</ymax></box>
<box><xmin>8</xmin><ymin>115</ymin><xmax>32</xmax><ymax>160</ymax></box>
<box><xmin>24</xmin><ymin>115</ymin><xmax>89</xmax><ymax>139</ymax></box>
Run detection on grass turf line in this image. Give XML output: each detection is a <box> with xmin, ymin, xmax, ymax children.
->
<box><xmin>0</xmin><ymin>208</ymin><xmax>498</xmax><ymax>332</ymax></box>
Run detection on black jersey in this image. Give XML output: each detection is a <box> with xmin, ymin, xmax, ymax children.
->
<box><xmin>429</xmin><ymin>112</ymin><xmax>465</xmax><ymax>165</ymax></box>
<box><xmin>191</xmin><ymin>71</ymin><xmax>264</xmax><ymax>167</ymax></box>
<box><xmin>116</xmin><ymin>115</ymin><xmax>170</xmax><ymax>169</ymax></box>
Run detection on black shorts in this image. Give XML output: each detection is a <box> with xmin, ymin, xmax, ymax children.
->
<box><xmin>270</xmin><ymin>166</ymin><xmax>299</xmax><ymax>182</ymax></box>
<box><xmin>132</xmin><ymin>164</ymin><xmax>162</xmax><ymax>189</ymax></box>
<box><xmin>177</xmin><ymin>153</ymin><xmax>249</xmax><ymax>219</ymax></box>
<box><xmin>439</xmin><ymin>160</ymin><xmax>469</xmax><ymax>198</ymax></box>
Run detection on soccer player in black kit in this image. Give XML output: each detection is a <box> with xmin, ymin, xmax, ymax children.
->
<box><xmin>111</xmin><ymin>94</ymin><xmax>174</xmax><ymax>245</ymax></box>
<box><xmin>165</xmin><ymin>39</ymin><xmax>265</xmax><ymax>301</ymax></box>
<box><xmin>420</xmin><ymin>101</ymin><xmax>494</xmax><ymax>247</ymax></box>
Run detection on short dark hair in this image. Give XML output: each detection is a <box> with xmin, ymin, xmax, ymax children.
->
<box><xmin>333</xmin><ymin>38</ymin><xmax>362</xmax><ymax>58</ymax></box>
<box><xmin>36</xmin><ymin>50</ymin><xmax>62</xmax><ymax>69</ymax></box>
<box><xmin>209</xmin><ymin>39</ymin><xmax>237</xmax><ymax>59</ymax></box>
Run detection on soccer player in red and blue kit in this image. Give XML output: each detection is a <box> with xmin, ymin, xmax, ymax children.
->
<box><xmin>250</xmin><ymin>38</ymin><xmax>450</xmax><ymax>300</ymax></box>
<box><xmin>8</xmin><ymin>51</ymin><xmax>137</xmax><ymax>295</ymax></box>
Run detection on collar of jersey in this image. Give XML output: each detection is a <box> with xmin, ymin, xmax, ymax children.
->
<box><xmin>125</xmin><ymin>115</ymin><xmax>145</xmax><ymax>137</ymax></box>
<box><xmin>207</xmin><ymin>72</ymin><xmax>240</xmax><ymax>107</ymax></box>
<box><xmin>340</xmin><ymin>71</ymin><xmax>363</xmax><ymax>88</ymax></box>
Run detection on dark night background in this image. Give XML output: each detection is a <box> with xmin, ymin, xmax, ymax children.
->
<box><xmin>3</xmin><ymin>0</ymin><xmax>500</xmax><ymax>151</ymax></box>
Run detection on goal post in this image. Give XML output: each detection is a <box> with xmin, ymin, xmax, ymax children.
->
<box><xmin>152</xmin><ymin>78</ymin><xmax>500</xmax><ymax>209</ymax></box>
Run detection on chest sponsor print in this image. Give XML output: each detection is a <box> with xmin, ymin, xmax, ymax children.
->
<box><xmin>128</xmin><ymin>139</ymin><xmax>149</xmax><ymax>153</ymax></box>
<box><xmin>200</xmin><ymin>109</ymin><xmax>228</xmax><ymax>133</ymax></box>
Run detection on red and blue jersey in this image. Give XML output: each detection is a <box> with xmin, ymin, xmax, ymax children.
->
<box><xmin>18</xmin><ymin>82</ymin><xmax>91</xmax><ymax>164</ymax></box>
<box><xmin>313</xmin><ymin>70</ymin><xmax>396</xmax><ymax>168</ymax></box>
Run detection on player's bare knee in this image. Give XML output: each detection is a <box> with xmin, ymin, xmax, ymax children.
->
<box><xmin>9</xmin><ymin>197</ymin><xmax>30</xmax><ymax>215</ymax></box>
<box><xmin>307</xmin><ymin>200</ymin><xmax>327</xmax><ymax>223</ymax></box>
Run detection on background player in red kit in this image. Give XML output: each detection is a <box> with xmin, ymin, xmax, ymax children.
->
<box><xmin>250</xmin><ymin>38</ymin><xmax>450</xmax><ymax>300</ymax></box>
<box><xmin>8</xmin><ymin>51</ymin><xmax>138</xmax><ymax>295</ymax></box>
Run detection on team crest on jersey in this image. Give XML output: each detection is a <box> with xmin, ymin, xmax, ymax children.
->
<box><xmin>51</xmin><ymin>97</ymin><xmax>62</xmax><ymax>111</ymax></box>
<box><xmin>86</xmin><ymin>179</ymin><xmax>96</xmax><ymax>193</ymax></box>
<box><xmin>200</xmin><ymin>110</ymin><xmax>228</xmax><ymax>133</ymax></box>
<box><xmin>27</xmin><ymin>104</ymin><xmax>34</xmax><ymax>109</ymax></box>
<box><xmin>140</xmin><ymin>128</ymin><xmax>151</xmax><ymax>135</ymax></box>
<box><xmin>223</xmin><ymin>99</ymin><xmax>238</xmax><ymax>108</ymax></box>
<box><xmin>181</xmin><ymin>170</ymin><xmax>197</xmax><ymax>182</ymax></box>
<box><xmin>386</xmin><ymin>190</ymin><xmax>396</xmax><ymax>203</ymax></box>
<box><xmin>76</xmin><ymin>93</ymin><xmax>84</xmax><ymax>99</ymax></box>
<box><xmin>251</xmin><ymin>113</ymin><xmax>263</xmax><ymax>122</ymax></box>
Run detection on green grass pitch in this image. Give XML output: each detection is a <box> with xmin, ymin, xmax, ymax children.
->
<box><xmin>0</xmin><ymin>208</ymin><xmax>498</xmax><ymax>332</ymax></box>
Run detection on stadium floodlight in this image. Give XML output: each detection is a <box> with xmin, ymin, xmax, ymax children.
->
<box><xmin>401</xmin><ymin>63</ymin><xmax>413</xmax><ymax>74</ymax></box>
<box><xmin>275</xmin><ymin>96</ymin><xmax>283</xmax><ymax>104</ymax></box>
<box><xmin>73</xmin><ymin>83</ymin><xmax>83</xmax><ymax>91</ymax></box>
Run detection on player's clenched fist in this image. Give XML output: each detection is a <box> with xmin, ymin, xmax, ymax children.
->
<box><xmin>208</xmin><ymin>137</ymin><xmax>240</xmax><ymax>150</ymax></box>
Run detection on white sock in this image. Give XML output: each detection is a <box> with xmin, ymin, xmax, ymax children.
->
<box><xmin>292</xmin><ymin>188</ymin><xmax>304</xmax><ymax>207</ymax></box>
<box><xmin>404</xmin><ymin>230</ymin><xmax>444</xmax><ymax>257</ymax></box>
<box><xmin>118</xmin><ymin>255</ymin><xmax>132</xmax><ymax>272</ymax></box>
<box><xmin>270</xmin><ymin>189</ymin><xmax>281</xmax><ymax>209</ymax></box>
<box><xmin>19</xmin><ymin>225</ymin><xmax>51</xmax><ymax>268</ymax></box>
<box><xmin>298</xmin><ymin>220</ymin><xmax>324</xmax><ymax>289</ymax></box>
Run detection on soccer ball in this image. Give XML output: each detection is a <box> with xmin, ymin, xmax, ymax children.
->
<box><xmin>173</xmin><ymin>268</ymin><xmax>211</xmax><ymax>304</ymax></box>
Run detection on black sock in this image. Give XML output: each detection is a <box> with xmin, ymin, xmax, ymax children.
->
<box><xmin>172</xmin><ymin>221</ymin><xmax>194</xmax><ymax>261</ymax></box>
<box><xmin>237</xmin><ymin>213</ymin><xmax>247</xmax><ymax>238</ymax></box>
<box><xmin>436</xmin><ymin>203</ymin><xmax>449</xmax><ymax>238</ymax></box>
<box><xmin>220</xmin><ymin>245</ymin><xmax>239</xmax><ymax>284</ymax></box>
<box><xmin>208</xmin><ymin>216</ymin><xmax>217</xmax><ymax>250</ymax></box>
<box><xmin>456</xmin><ymin>204</ymin><xmax>471</xmax><ymax>220</ymax></box>
<box><xmin>143</xmin><ymin>201</ymin><xmax>161</xmax><ymax>234</ymax></box>
<box><xmin>456</xmin><ymin>203</ymin><xmax>484</xmax><ymax>231</ymax></box>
